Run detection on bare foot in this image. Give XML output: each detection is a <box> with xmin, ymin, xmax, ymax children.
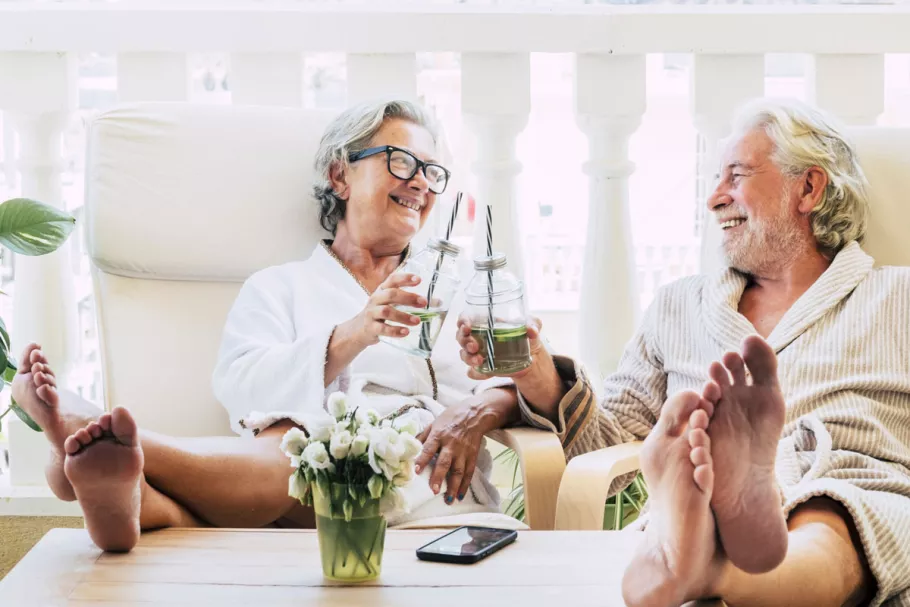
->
<box><xmin>63</xmin><ymin>407</ymin><xmax>143</xmax><ymax>552</ymax></box>
<box><xmin>622</xmin><ymin>391</ymin><xmax>723</xmax><ymax>607</ymax></box>
<box><xmin>10</xmin><ymin>343</ymin><xmax>102</xmax><ymax>501</ymax></box>
<box><xmin>705</xmin><ymin>334</ymin><xmax>788</xmax><ymax>574</ymax></box>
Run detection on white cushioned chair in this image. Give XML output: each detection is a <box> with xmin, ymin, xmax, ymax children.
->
<box><xmin>552</xmin><ymin>126</ymin><xmax>910</xmax><ymax>530</ymax></box>
<box><xmin>84</xmin><ymin>102</ymin><xmax>566</xmax><ymax>530</ymax></box>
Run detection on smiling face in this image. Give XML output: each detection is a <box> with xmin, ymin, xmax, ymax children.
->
<box><xmin>331</xmin><ymin>118</ymin><xmax>439</xmax><ymax>251</ymax></box>
<box><xmin>708</xmin><ymin>127</ymin><xmax>811</xmax><ymax>275</ymax></box>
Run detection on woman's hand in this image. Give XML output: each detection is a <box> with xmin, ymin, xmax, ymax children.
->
<box><xmin>414</xmin><ymin>393</ymin><xmax>513</xmax><ymax>505</ymax></box>
<box><xmin>350</xmin><ymin>272</ymin><xmax>427</xmax><ymax>348</ymax></box>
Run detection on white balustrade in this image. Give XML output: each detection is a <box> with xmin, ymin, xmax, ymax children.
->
<box><xmin>575</xmin><ymin>53</ymin><xmax>646</xmax><ymax>382</ymax></box>
<box><xmin>0</xmin><ymin>51</ymin><xmax>79</xmax><ymax>492</ymax></box>
<box><xmin>461</xmin><ymin>52</ymin><xmax>530</xmax><ymax>280</ymax></box>
<box><xmin>230</xmin><ymin>53</ymin><xmax>304</xmax><ymax>107</ymax></box>
<box><xmin>118</xmin><ymin>53</ymin><xmax>191</xmax><ymax>102</ymax></box>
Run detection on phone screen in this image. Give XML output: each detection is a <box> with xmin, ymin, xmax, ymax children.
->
<box><xmin>419</xmin><ymin>526</ymin><xmax>514</xmax><ymax>557</ymax></box>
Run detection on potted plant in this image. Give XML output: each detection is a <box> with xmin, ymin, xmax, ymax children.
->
<box><xmin>0</xmin><ymin>198</ymin><xmax>76</xmax><ymax>434</ymax></box>
<box><xmin>281</xmin><ymin>393</ymin><xmax>422</xmax><ymax>582</ymax></box>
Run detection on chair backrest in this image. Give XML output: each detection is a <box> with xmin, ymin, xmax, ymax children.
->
<box><xmin>847</xmin><ymin>127</ymin><xmax>910</xmax><ymax>268</ymax></box>
<box><xmin>86</xmin><ymin>102</ymin><xmax>435</xmax><ymax>436</ymax></box>
<box><xmin>699</xmin><ymin>126</ymin><xmax>910</xmax><ymax>271</ymax></box>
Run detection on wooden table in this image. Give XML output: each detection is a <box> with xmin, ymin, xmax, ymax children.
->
<box><xmin>0</xmin><ymin>528</ymin><xmax>724</xmax><ymax>606</ymax></box>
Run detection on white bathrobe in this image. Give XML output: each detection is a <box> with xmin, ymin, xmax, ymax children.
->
<box><xmin>520</xmin><ymin>242</ymin><xmax>910</xmax><ymax>606</ymax></box>
<box><xmin>212</xmin><ymin>242</ymin><xmax>519</xmax><ymax>529</ymax></box>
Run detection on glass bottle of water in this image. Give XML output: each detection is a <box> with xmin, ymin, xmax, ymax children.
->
<box><xmin>378</xmin><ymin>237</ymin><xmax>462</xmax><ymax>358</ymax></box>
<box><xmin>464</xmin><ymin>253</ymin><xmax>531</xmax><ymax>375</ymax></box>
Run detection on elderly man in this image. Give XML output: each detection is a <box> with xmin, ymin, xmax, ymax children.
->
<box><xmin>454</xmin><ymin>99</ymin><xmax>910</xmax><ymax>606</ymax></box>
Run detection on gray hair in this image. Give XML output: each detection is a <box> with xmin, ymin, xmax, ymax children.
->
<box><xmin>730</xmin><ymin>98</ymin><xmax>870</xmax><ymax>256</ymax></box>
<box><xmin>313</xmin><ymin>99</ymin><xmax>440</xmax><ymax>235</ymax></box>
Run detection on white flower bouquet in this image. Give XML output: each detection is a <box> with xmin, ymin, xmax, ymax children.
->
<box><xmin>280</xmin><ymin>392</ymin><xmax>424</xmax><ymax>581</ymax></box>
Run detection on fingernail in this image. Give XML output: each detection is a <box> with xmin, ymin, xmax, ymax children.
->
<box><xmin>458</xmin><ymin>493</ymin><xmax>465</xmax><ymax>501</ymax></box>
<box><xmin>400</xmin><ymin>328</ymin><xmax>409</xmax><ymax>336</ymax></box>
<box><xmin>417</xmin><ymin>297</ymin><xmax>427</xmax><ymax>306</ymax></box>
<box><xmin>432</xmin><ymin>483</ymin><xmax>440</xmax><ymax>494</ymax></box>
<box><xmin>444</xmin><ymin>495</ymin><xmax>454</xmax><ymax>504</ymax></box>
<box><xmin>410</xmin><ymin>316</ymin><xmax>421</xmax><ymax>325</ymax></box>
<box><xmin>415</xmin><ymin>464</ymin><xmax>422</xmax><ymax>474</ymax></box>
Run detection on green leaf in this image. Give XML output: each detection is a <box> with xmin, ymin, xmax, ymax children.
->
<box><xmin>10</xmin><ymin>398</ymin><xmax>43</xmax><ymax>432</ymax></box>
<box><xmin>0</xmin><ymin>198</ymin><xmax>76</xmax><ymax>256</ymax></box>
<box><xmin>3</xmin><ymin>356</ymin><xmax>16</xmax><ymax>384</ymax></box>
<box><xmin>0</xmin><ymin>317</ymin><xmax>9</xmax><ymax>373</ymax></box>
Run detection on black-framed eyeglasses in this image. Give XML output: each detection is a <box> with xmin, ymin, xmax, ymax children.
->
<box><xmin>348</xmin><ymin>145</ymin><xmax>450</xmax><ymax>195</ymax></box>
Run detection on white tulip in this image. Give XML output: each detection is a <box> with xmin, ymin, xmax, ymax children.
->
<box><xmin>329</xmin><ymin>430</ymin><xmax>353</xmax><ymax>460</ymax></box>
<box><xmin>307</xmin><ymin>414</ymin><xmax>335</xmax><ymax>443</ymax></box>
<box><xmin>393</xmin><ymin>417</ymin><xmax>421</xmax><ymax>437</ymax></box>
<box><xmin>367</xmin><ymin>427</ymin><xmax>409</xmax><ymax>481</ymax></box>
<box><xmin>288</xmin><ymin>471</ymin><xmax>309</xmax><ymax>501</ymax></box>
<box><xmin>401</xmin><ymin>434</ymin><xmax>422</xmax><ymax>461</ymax></box>
<box><xmin>327</xmin><ymin>392</ymin><xmax>348</xmax><ymax>421</ymax></box>
<box><xmin>279</xmin><ymin>427</ymin><xmax>309</xmax><ymax>458</ymax></box>
<box><xmin>303</xmin><ymin>441</ymin><xmax>335</xmax><ymax>472</ymax></box>
<box><xmin>355</xmin><ymin>407</ymin><xmax>380</xmax><ymax>427</ymax></box>
<box><xmin>350</xmin><ymin>434</ymin><xmax>370</xmax><ymax>457</ymax></box>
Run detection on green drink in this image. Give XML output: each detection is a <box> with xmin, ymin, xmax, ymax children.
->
<box><xmin>471</xmin><ymin>324</ymin><xmax>531</xmax><ymax>375</ymax></box>
<box><xmin>382</xmin><ymin>306</ymin><xmax>448</xmax><ymax>359</ymax></box>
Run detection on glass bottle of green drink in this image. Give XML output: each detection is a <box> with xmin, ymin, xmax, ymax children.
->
<box><xmin>378</xmin><ymin>237</ymin><xmax>462</xmax><ymax>359</ymax></box>
<box><xmin>465</xmin><ymin>253</ymin><xmax>532</xmax><ymax>376</ymax></box>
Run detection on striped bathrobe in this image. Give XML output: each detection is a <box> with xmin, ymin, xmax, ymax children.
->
<box><xmin>521</xmin><ymin>242</ymin><xmax>910</xmax><ymax>606</ymax></box>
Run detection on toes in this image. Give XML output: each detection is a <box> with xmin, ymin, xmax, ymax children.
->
<box><xmin>34</xmin><ymin>370</ymin><xmax>57</xmax><ymax>389</ymax></box>
<box><xmin>689</xmin><ymin>410</ymin><xmax>710</xmax><ymax>434</ymax></box>
<box><xmin>742</xmin><ymin>335</ymin><xmax>779</xmax><ymax>387</ymax></box>
<box><xmin>110</xmin><ymin>407</ymin><xmax>138</xmax><ymax>447</ymax></box>
<box><xmin>658</xmin><ymin>391</ymin><xmax>702</xmax><ymax>438</ymax></box>
<box><xmin>709</xmin><ymin>361</ymin><xmax>732</xmax><ymax>391</ymax></box>
<box><xmin>63</xmin><ymin>435</ymin><xmax>82</xmax><ymax>455</ymax></box>
<box><xmin>74</xmin><ymin>428</ymin><xmax>93</xmax><ymax>446</ymax></box>
<box><xmin>702</xmin><ymin>380</ymin><xmax>722</xmax><ymax>406</ymax></box>
<box><xmin>36</xmin><ymin>384</ymin><xmax>59</xmax><ymax>407</ymax></box>
<box><xmin>98</xmin><ymin>413</ymin><xmax>112</xmax><ymax>432</ymax></box>
<box><xmin>29</xmin><ymin>348</ymin><xmax>48</xmax><ymax>366</ymax></box>
<box><xmin>690</xmin><ymin>444</ymin><xmax>711</xmax><ymax>468</ymax></box>
<box><xmin>18</xmin><ymin>343</ymin><xmax>41</xmax><ymax>373</ymax></box>
<box><xmin>722</xmin><ymin>351</ymin><xmax>748</xmax><ymax>386</ymax></box>
<box><xmin>693</xmin><ymin>456</ymin><xmax>714</xmax><ymax>494</ymax></box>
<box><xmin>87</xmin><ymin>423</ymin><xmax>104</xmax><ymax>440</ymax></box>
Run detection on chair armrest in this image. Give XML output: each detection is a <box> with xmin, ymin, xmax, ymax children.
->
<box><xmin>554</xmin><ymin>441</ymin><xmax>644</xmax><ymax>530</ymax></box>
<box><xmin>486</xmin><ymin>427</ymin><xmax>566</xmax><ymax>530</ymax></box>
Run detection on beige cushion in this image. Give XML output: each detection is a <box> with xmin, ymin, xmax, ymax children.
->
<box><xmin>86</xmin><ymin>102</ymin><xmax>440</xmax><ymax>436</ymax></box>
<box><xmin>848</xmin><ymin>127</ymin><xmax>910</xmax><ymax>268</ymax></box>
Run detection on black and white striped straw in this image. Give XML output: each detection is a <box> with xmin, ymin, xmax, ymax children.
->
<box><xmin>485</xmin><ymin>203</ymin><xmax>496</xmax><ymax>369</ymax></box>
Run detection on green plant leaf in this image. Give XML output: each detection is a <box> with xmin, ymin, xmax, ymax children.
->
<box><xmin>10</xmin><ymin>398</ymin><xmax>42</xmax><ymax>432</ymax></box>
<box><xmin>3</xmin><ymin>356</ymin><xmax>16</xmax><ymax>384</ymax></box>
<box><xmin>0</xmin><ymin>198</ymin><xmax>76</xmax><ymax>256</ymax></box>
<box><xmin>0</xmin><ymin>316</ymin><xmax>9</xmax><ymax>373</ymax></box>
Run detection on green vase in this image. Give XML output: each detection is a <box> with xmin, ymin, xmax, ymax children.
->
<box><xmin>313</xmin><ymin>483</ymin><xmax>387</xmax><ymax>582</ymax></box>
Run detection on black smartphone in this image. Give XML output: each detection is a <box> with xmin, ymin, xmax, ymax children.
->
<box><xmin>415</xmin><ymin>526</ymin><xmax>518</xmax><ymax>564</ymax></box>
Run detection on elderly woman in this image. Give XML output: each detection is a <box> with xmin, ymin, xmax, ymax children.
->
<box><xmin>12</xmin><ymin>99</ymin><xmax>524</xmax><ymax>553</ymax></box>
